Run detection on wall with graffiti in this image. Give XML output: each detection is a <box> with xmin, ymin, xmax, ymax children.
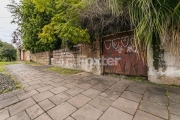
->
<box><xmin>103</xmin><ymin>31</ymin><xmax>147</xmax><ymax>76</ymax></box>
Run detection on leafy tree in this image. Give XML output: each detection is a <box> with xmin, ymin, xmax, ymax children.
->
<box><xmin>0</xmin><ymin>40</ymin><xmax>16</xmax><ymax>62</ymax></box>
<box><xmin>7</xmin><ymin>0</ymin><xmax>61</xmax><ymax>53</ymax></box>
<box><xmin>107</xmin><ymin>0</ymin><xmax>180</xmax><ymax>57</ymax></box>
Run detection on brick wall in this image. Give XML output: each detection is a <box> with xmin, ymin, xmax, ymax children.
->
<box><xmin>31</xmin><ymin>51</ymin><xmax>52</xmax><ymax>65</ymax></box>
<box><xmin>52</xmin><ymin>41</ymin><xmax>102</xmax><ymax>75</ymax></box>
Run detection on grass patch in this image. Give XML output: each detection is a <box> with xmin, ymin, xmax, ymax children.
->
<box><xmin>24</xmin><ymin>61</ymin><xmax>42</xmax><ymax>66</ymax></box>
<box><xmin>47</xmin><ymin>67</ymin><xmax>82</xmax><ymax>75</ymax></box>
<box><xmin>0</xmin><ymin>62</ymin><xmax>22</xmax><ymax>94</ymax></box>
<box><xmin>0</xmin><ymin>62</ymin><xmax>19</xmax><ymax>73</ymax></box>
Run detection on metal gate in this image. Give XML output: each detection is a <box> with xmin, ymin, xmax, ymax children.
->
<box><xmin>102</xmin><ymin>31</ymin><xmax>147</xmax><ymax>76</ymax></box>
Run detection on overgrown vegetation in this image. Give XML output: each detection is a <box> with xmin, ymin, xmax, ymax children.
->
<box><xmin>0</xmin><ymin>40</ymin><xmax>16</xmax><ymax>62</ymax></box>
<box><xmin>0</xmin><ymin>62</ymin><xmax>22</xmax><ymax>94</ymax></box>
<box><xmin>47</xmin><ymin>67</ymin><xmax>82</xmax><ymax>75</ymax></box>
<box><xmin>7</xmin><ymin>0</ymin><xmax>180</xmax><ymax>65</ymax></box>
<box><xmin>24</xmin><ymin>61</ymin><xmax>42</xmax><ymax>66</ymax></box>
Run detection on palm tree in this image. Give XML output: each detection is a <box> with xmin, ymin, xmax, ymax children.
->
<box><xmin>107</xmin><ymin>0</ymin><xmax>180</xmax><ymax>58</ymax></box>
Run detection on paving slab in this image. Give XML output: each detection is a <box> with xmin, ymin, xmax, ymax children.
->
<box><xmin>24</xmin><ymin>84</ymin><xmax>41</xmax><ymax>92</ymax></box>
<box><xmin>139</xmin><ymin>100</ymin><xmax>168</xmax><ymax>119</ymax></box>
<box><xmin>34</xmin><ymin>113</ymin><xmax>52</xmax><ymax>120</ymax></box>
<box><xmin>99</xmin><ymin>107</ymin><xmax>133</xmax><ymax>120</ymax></box>
<box><xmin>144</xmin><ymin>92</ymin><xmax>168</xmax><ymax>106</ymax></box>
<box><xmin>133</xmin><ymin>110</ymin><xmax>165</xmax><ymax>120</ymax></box>
<box><xmin>127</xmin><ymin>85</ymin><xmax>146</xmax><ymax>94</ymax></box>
<box><xmin>89</xmin><ymin>96</ymin><xmax>113</xmax><ymax>111</ymax></box>
<box><xmin>65</xmin><ymin>87</ymin><xmax>84</xmax><ymax>96</ymax></box>
<box><xmin>36</xmin><ymin>85</ymin><xmax>54</xmax><ymax>92</ymax></box>
<box><xmin>82</xmin><ymin>88</ymin><xmax>101</xmax><ymax>98</ymax></box>
<box><xmin>48</xmin><ymin>102</ymin><xmax>77</xmax><ymax>120</ymax></box>
<box><xmin>9</xmin><ymin>98</ymin><xmax>36</xmax><ymax>116</ymax></box>
<box><xmin>121</xmin><ymin>91</ymin><xmax>142</xmax><ymax>102</ymax></box>
<box><xmin>146</xmin><ymin>86</ymin><xmax>167</xmax><ymax>96</ymax></box>
<box><xmin>100</xmin><ymin>89</ymin><xmax>122</xmax><ymax>100</ymax></box>
<box><xmin>26</xmin><ymin>104</ymin><xmax>44</xmax><ymax>119</ymax></box>
<box><xmin>168</xmin><ymin>87</ymin><xmax>180</xmax><ymax>94</ymax></box>
<box><xmin>49</xmin><ymin>92</ymin><xmax>72</xmax><ymax>105</ymax></box>
<box><xmin>78</xmin><ymin>83</ymin><xmax>93</xmax><ymax>90</ymax></box>
<box><xmin>0</xmin><ymin>109</ymin><xmax>10</xmax><ymax>120</ymax></box>
<box><xmin>0</xmin><ymin>96</ymin><xmax>19</xmax><ymax>109</ymax></box>
<box><xmin>50</xmin><ymin>86</ymin><xmax>68</xmax><ymax>94</ymax></box>
<box><xmin>0</xmin><ymin>94</ymin><xmax>4</xmax><ymax>101</ymax></box>
<box><xmin>38</xmin><ymin>99</ymin><xmax>55</xmax><ymax>111</ymax></box>
<box><xmin>109</xmin><ymin>84</ymin><xmax>127</xmax><ymax>93</ymax></box>
<box><xmin>72</xmin><ymin>104</ymin><xmax>103</xmax><ymax>120</ymax></box>
<box><xmin>3</xmin><ymin>90</ymin><xmax>25</xmax><ymax>99</ymax></box>
<box><xmin>171</xmin><ymin>114</ymin><xmax>180</xmax><ymax>120</ymax></box>
<box><xmin>68</xmin><ymin>94</ymin><xmax>91</xmax><ymax>108</ymax></box>
<box><xmin>169</xmin><ymin>93</ymin><xmax>180</xmax><ymax>104</ymax></box>
<box><xmin>7</xmin><ymin>111</ymin><xmax>30</xmax><ymax>120</ymax></box>
<box><xmin>17</xmin><ymin>90</ymin><xmax>39</xmax><ymax>100</ymax></box>
<box><xmin>65</xmin><ymin>116</ymin><xmax>75</xmax><ymax>120</ymax></box>
<box><xmin>32</xmin><ymin>91</ymin><xmax>54</xmax><ymax>102</ymax></box>
<box><xmin>169</xmin><ymin>102</ymin><xmax>180</xmax><ymax>116</ymax></box>
<box><xmin>112</xmin><ymin>97</ymin><xmax>139</xmax><ymax>115</ymax></box>
<box><xmin>92</xmin><ymin>84</ymin><xmax>109</xmax><ymax>91</ymax></box>
<box><xmin>63</xmin><ymin>82</ymin><xmax>80</xmax><ymax>88</ymax></box>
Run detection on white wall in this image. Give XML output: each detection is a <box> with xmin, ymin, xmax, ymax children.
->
<box><xmin>148</xmin><ymin>45</ymin><xmax>180</xmax><ymax>85</ymax></box>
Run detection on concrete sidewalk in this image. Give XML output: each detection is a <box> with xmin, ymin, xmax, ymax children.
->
<box><xmin>0</xmin><ymin>64</ymin><xmax>180</xmax><ymax>120</ymax></box>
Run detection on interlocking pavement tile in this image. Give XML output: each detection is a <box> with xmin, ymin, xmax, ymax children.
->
<box><xmin>169</xmin><ymin>102</ymin><xmax>180</xmax><ymax>116</ymax></box>
<box><xmin>50</xmin><ymin>86</ymin><xmax>68</xmax><ymax>94</ymax></box>
<box><xmin>171</xmin><ymin>114</ymin><xmax>180</xmax><ymax>120</ymax></box>
<box><xmin>26</xmin><ymin>104</ymin><xmax>44</xmax><ymax>119</ymax></box>
<box><xmin>89</xmin><ymin>96</ymin><xmax>113</xmax><ymax>111</ymax></box>
<box><xmin>3</xmin><ymin>90</ymin><xmax>25</xmax><ymax>99</ymax></box>
<box><xmin>78</xmin><ymin>83</ymin><xmax>93</xmax><ymax>90</ymax></box>
<box><xmin>38</xmin><ymin>99</ymin><xmax>55</xmax><ymax>111</ymax></box>
<box><xmin>47</xmin><ymin>102</ymin><xmax>77</xmax><ymax>120</ymax></box>
<box><xmin>112</xmin><ymin>97</ymin><xmax>139</xmax><ymax>115</ymax></box>
<box><xmin>0</xmin><ymin>96</ymin><xmax>19</xmax><ymax>109</ymax></box>
<box><xmin>82</xmin><ymin>88</ymin><xmax>101</xmax><ymax>98</ymax></box>
<box><xmin>127</xmin><ymin>86</ymin><xmax>146</xmax><ymax>94</ymax></box>
<box><xmin>99</xmin><ymin>107</ymin><xmax>133</xmax><ymax>120</ymax></box>
<box><xmin>68</xmin><ymin>94</ymin><xmax>91</xmax><ymax>108</ymax></box>
<box><xmin>17</xmin><ymin>90</ymin><xmax>39</xmax><ymax>100</ymax></box>
<box><xmin>169</xmin><ymin>93</ymin><xmax>180</xmax><ymax>104</ymax></box>
<box><xmin>32</xmin><ymin>91</ymin><xmax>54</xmax><ymax>102</ymax></box>
<box><xmin>49</xmin><ymin>92</ymin><xmax>72</xmax><ymax>105</ymax></box>
<box><xmin>92</xmin><ymin>84</ymin><xmax>109</xmax><ymax>91</ymax></box>
<box><xmin>72</xmin><ymin>104</ymin><xmax>103</xmax><ymax>120</ymax></box>
<box><xmin>24</xmin><ymin>84</ymin><xmax>41</xmax><ymax>92</ymax></box>
<box><xmin>133</xmin><ymin>110</ymin><xmax>165</xmax><ymax>120</ymax></box>
<box><xmin>34</xmin><ymin>113</ymin><xmax>52</xmax><ymax>120</ymax></box>
<box><xmin>100</xmin><ymin>89</ymin><xmax>122</xmax><ymax>100</ymax></box>
<box><xmin>36</xmin><ymin>85</ymin><xmax>54</xmax><ymax>92</ymax></box>
<box><xmin>139</xmin><ymin>100</ymin><xmax>168</xmax><ymax>119</ymax></box>
<box><xmin>65</xmin><ymin>87</ymin><xmax>84</xmax><ymax>96</ymax></box>
<box><xmin>144</xmin><ymin>92</ymin><xmax>168</xmax><ymax>106</ymax></box>
<box><xmin>121</xmin><ymin>91</ymin><xmax>142</xmax><ymax>103</ymax></box>
<box><xmin>9</xmin><ymin>98</ymin><xmax>36</xmax><ymax>116</ymax></box>
<box><xmin>0</xmin><ymin>109</ymin><xmax>10</xmax><ymax>120</ymax></box>
<box><xmin>7</xmin><ymin>111</ymin><xmax>30</xmax><ymax>120</ymax></box>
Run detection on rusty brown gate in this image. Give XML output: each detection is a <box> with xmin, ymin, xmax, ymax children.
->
<box><xmin>102</xmin><ymin>31</ymin><xmax>147</xmax><ymax>76</ymax></box>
